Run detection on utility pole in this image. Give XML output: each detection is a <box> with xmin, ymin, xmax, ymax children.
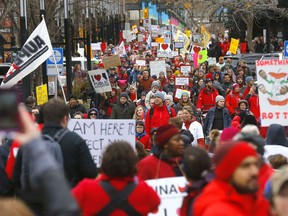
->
<box><xmin>40</xmin><ymin>0</ymin><xmax>48</xmax><ymax>85</ymax></box>
<box><xmin>64</xmin><ymin>0</ymin><xmax>72</xmax><ymax>96</ymax></box>
<box><xmin>20</xmin><ymin>0</ymin><xmax>30</xmax><ymax>101</ymax></box>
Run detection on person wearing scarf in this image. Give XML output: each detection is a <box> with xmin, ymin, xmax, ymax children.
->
<box><xmin>135</xmin><ymin>121</ymin><xmax>151</xmax><ymax>151</ymax></box>
<box><xmin>137</xmin><ymin>124</ymin><xmax>184</xmax><ymax>180</ymax></box>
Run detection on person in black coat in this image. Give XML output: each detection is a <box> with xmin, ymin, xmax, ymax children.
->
<box><xmin>67</xmin><ymin>94</ymin><xmax>87</xmax><ymax>118</ymax></box>
<box><xmin>110</xmin><ymin>93</ymin><xmax>136</xmax><ymax>119</ymax></box>
<box><xmin>41</xmin><ymin>98</ymin><xmax>97</xmax><ymax>187</ymax></box>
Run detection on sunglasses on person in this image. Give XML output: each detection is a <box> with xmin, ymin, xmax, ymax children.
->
<box><xmin>90</xmin><ymin>113</ymin><xmax>97</xmax><ymax>116</ymax></box>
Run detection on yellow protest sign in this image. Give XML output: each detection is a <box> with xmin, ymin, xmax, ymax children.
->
<box><xmin>201</xmin><ymin>25</ymin><xmax>211</xmax><ymax>48</ymax></box>
<box><xmin>36</xmin><ymin>84</ymin><xmax>48</xmax><ymax>105</ymax></box>
<box><xmin>155</xmin><ymin>38</ymin><xmax>164</xmax><ymax>43</ymax></box>
<box><xmin>229</xmin><ymin>38</ymin><xmax>240</xmax><ymax>54</ymax></box>
<box><xmin>198</xmin><ymin>49</ymin><xmax>208</xmax><ymax>64</ymax></box>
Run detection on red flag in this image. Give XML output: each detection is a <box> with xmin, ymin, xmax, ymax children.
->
<box><xmin>100</xmin><ymin>42</ymin><xmax>107</xmax><ymax>52</ymax></box>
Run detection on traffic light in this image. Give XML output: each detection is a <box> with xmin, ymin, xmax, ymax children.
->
<box><xmin>278</xmin><ymin>0</ymin><xmax>288</xmax><ymax>8</ymax></box>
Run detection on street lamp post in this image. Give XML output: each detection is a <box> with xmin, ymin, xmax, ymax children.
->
<box><xmin>20</xmin><ymin>0</ymin><xmax>30</xmax><ymax>101</ymax></box>
<box><xmin>64</xmin><ymin>0</ymin><xmax>72</xmax><ymax>96</ymax></box>
<box><xmin>40</xmin><ymin>0</ymin><xmax>48</xmax><ymax>86</ymax></box>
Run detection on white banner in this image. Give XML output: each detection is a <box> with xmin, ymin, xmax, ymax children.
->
<box><xmin>150</xmin><ymin>60</ymin><xmax>166</xmax><ymax>77</ymax></box>
<box><xmin>68</xmin><ymin>119</ymin><xmax>136</xmax><ymax>167</ymax></box>
<box><xmin>1</xmin><ymin>19</ymin><xmax>52</xmax><ymax>87</ymax></box>
<box><xmin>88</xmin><ymin>69</ymin><xmax>112</xmax><ymax>93</ymax></box>
<box><xmin>180</xmin><ymin>66</ymin><xmax>191</xmax><ymax>74</ymax></box>
<box><xmin>146</xmin><ymin>177</ymin><xmax>187</xmax><ymax>216</ymax></box>
<box><xmin>256</xmin><ymin>60</ymin><xmax>288</xmax><ymax>126</ymax></box>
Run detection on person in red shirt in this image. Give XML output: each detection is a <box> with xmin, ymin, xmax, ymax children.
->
<box><xmin>245</xmin><ymin>85</ymin><xmax>260</xmax><ymax>121</ymax></box>
<box><xmin>137</xmin><ymin>124</ymin><xmax>184</xmax><ymax>180</ymax></box>
<box><xmin>145</xmin><ymin>91</ymin><xmax>176</xmax><ymax>136</ymax></box>
<box><xmin>225</xmin><ymin>83</ymin><xmax>242</xmax><ymax>117</ymax></box>
<box><xmin>196</xmin><ymin>78</ymin><xmax>219</xmax><ymax>113</ymax></box>
<box><xmin>135</xmin><ymin>121</ymin><xmax>151</xmax><ymax>151</ymax></box>
<box><xmin>73</xmin><ymin>141</ymin><xmax>160</xmax><ymax>216</ymax></box>
<box><xmin>194</xmin><ymin>141</ymin><xmax>270</xmax><ymax>216</ymax></box>
<box><xmin>243</xmin><ymin>76</ymin><xmax>254</xmax><ymax>99</ymax></box>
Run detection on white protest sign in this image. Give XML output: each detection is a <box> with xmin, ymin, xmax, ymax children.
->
<box><xmin>150</xmin><ymin>60</ymin><xmax>166</xmax><ymax>77</ymax></box>
<box><xmin>207</xmin><ymin>57</ymin><xmax>217</xmax><ymax>65</ymax></box>
<box><xmin>146</xmin><ymin>177</ymin><xmax>187</xmax><ymax>216</ymax></box>
<box><xmin>136</xmin><ymin>60</ymin><xmax>146</xmax><ymax>66</ymax></box>
<box><xmin>175</xmin><ymin>77</ymin><xmax>189</xmax><ymax>86</ymax></box>
<box><xmin>123</xmin><ymin>30</ymin><xmax>131</xmax><ymax>39</ymax></box>
<box><xmin>138</xmin><ymin>34</ymin><xmax>144</xmax><ymax>42</ymax></box>
<box><xmin>256</xmin><ymin>59</ymin><xmax>288</xmax><ymax>126</ymax></box>
<box><xmin>91</xmin><ymin>42</ymin><xmax>101</xmax><ymax>51</ymax></box>
<box><xmin>151</xmin><ymin>42</ymin><xmax>159</xmax><ymax>47</ymax></box>
<box><xmin>88</xmin><ymin>69</ymin><xmax>112</xmax><ymax>93</ymax></box>
<box><xmin>180</xmin><ymin>66</ymin><xmax>191</xmax><ymax>74</ymax></box>
<box><xmin>175</xmin><ymin>88</ymin><xmax>186</xmax><ymax>99</ymax></box>
<box><xmin>151</xmin><ymin>25</ymin><xmax>160</xmax><ymax>32</ymax></box>
<box><xmin>68</xmin><ymin>119</ymin><xmax>136</xmax><ymax>167</ymax></box>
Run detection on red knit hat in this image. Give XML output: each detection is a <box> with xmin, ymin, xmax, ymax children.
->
<box><xmin>220</xmin><ymin>127</ymin><xmax>239</xmax><ymax>142</ymax></box>
<box><xmin>156</xmin><ymin>124</ymin><xmax>180</xmax><ymax>147</ymax></box>
<box><xmin>213</xmin><ymin>141</ymin><xmax>257</xmax><ymax>181</ymax></box>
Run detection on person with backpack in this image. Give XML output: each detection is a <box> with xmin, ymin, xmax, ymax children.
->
<box><xmin>145</xmin><ymin>91</ymin><xmax>176</xmax><ymax>136</ymax></box>
<box><xmin>41</xmin><ymin>98</ymin><xmax>98</xmax><ymax>187</ymax></box>
<box><xmin>72</xmin><ymin>141</ymin><xmax>160</xmax><ymax>216</ymax></box>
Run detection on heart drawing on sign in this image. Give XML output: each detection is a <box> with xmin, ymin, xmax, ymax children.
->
<box><xmin>94</xmin><ymin>74</ymin><xmax>101</xmax><ymax>81</ymax></box>
<box><xmin>199</xmin><ymin>54</ymin><xmax>203</xmax><ymax>60</ymax></box>
<box><xmin>161</xmin><ymin>43</ymin><xmax>169</xmax><ymax>50</ymax></box>
<box><xmin>193</xmin><ymin>46</ymin><xmax>201</xmax><ymax>53</ymax></box>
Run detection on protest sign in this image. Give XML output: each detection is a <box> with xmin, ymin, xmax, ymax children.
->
<box><xmin>138</xmin><ymin>34</ymin><xmax>144</xmax><ymax>42</ymax></box>
<box><xmin>155</xmin><ymin>38</ymin><xmax>164</xmax><ymax>43</ymax></box>
<box><xmin>146</xmin><ymin>177</ymin><xmax>187</xmax><ymax>216</ymax></box>
<box><xmin>36</xmin><ymin>84</ymin><xmax>48</xmax><ymax>105</ymax></box>
<box><xmin>151</xmin><ymin>42</ymin><xmax>158</xmax><ymax>47</ymax></box>
<box><xmin>91</xmin><ymin>42</ymin><xmax>101</xmax><ymax>51</ymax></box>
<box><xmin>102</xmin><ymin>55</ymin><xmax>121</xmax><ymax>68</ymax></box>
<box><xmin>229</xmin><ymin>38</ymin><xmax>240</xmax><ymax>55</ymax></box>
<box><xmin>180</xmin><ymin>66</ymin><xmax>191</xmax><ymax>74</ymax></box>
<box><xmin>136</xmin><ymin>59</ymin><xmax>146</xmax><ymax>66</ymax></box>
<box><xmin>207</xmin><ymin>57</ymin><xmax>217</xmax><ymax>65</ymax></box>
<box><xmin>175</xmin><ymin>77</ymin><xmax>189</xmax><ymax>86</ymax></box>
<box><xmin>174</xmin><ymin>42</ymin><xmax>184</xmax><ymax>49</ymax></box>
<box><xmin>88</xmin><ymin>69</ymin><xmax>112</xmax><ymax>93</ymax></box>
<box><xmin>175</xmin><ymin>88</ymin><xmax>187</xmax><ymax>99</ymax></box>
<box><xmin>150</xmin><ymin>60</ymin><xmax>166</xmax><ymax>77</ymax></box>
<box><xmin>68</xmin><ymin>119</ymin><xmax>136</xmax><ymax>167</ymax></box>
<box><xmin>256</xmin><ymin>59</ymin><xmax>288</xmax><ymax>126</ymax></box>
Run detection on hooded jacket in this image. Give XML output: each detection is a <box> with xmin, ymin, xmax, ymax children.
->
<box><xmin>264</xmin><ymin>124</ymin><xmax>288</xmax><ymax>161</ymax></box>
<box><xmin>110</xmin><ymin>99</ymin><xmax>136</xmax><ymax>119</ymax></box>
<box><xmin>196</xmin><ymin>87</ymin><xmax>219</xmax><ymax>112</ymax></box>
<box><xmin>88</xmin><ymin>108</ymin><xmax>100</xmax><ymax>119</ymax></box>
<box><xmin>193</xmin><ymin>179</ymin><xmax>269</xmax><ymax>216</ymax></box>
<box><xmin>225</xmin><ymin>90</ymin><xmax>242</xmax><ymax>115</ymax></box>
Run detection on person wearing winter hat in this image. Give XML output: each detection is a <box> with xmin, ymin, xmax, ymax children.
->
<box><xmin>243</xmin><ymin>76</ymin><xmax>254</xmax><ymax>98</ymax></box>
<box><xmin>110</xmin><ymin>92</ymin><xmax>135</xmax><ymax>119</ymax></box>
<box><xmin>138</xmin><ymin>70</ymin><xmax>154</xmax><ymax>92</ymax></box>
<box><xmin>231</xmin><ymin>100</ymin><xmax>249</xmax><ymax>129</ymax></box>
<box><xmin>194</xmin><ymin>141</ymin><xmax>270</xmax><ymax>216</ymax></box>
<box><xmin>165</xmin><ymin>94</ymin><xmax>177</xmax><ymax>112</ymax></box>
<box><xmin>163</xmin><ymin>75</ymin><xmax>175</xmax><ymax>95</ymax></box>
<box><xmin>137</xmin><ymin>124</ymin><xmax>184</xmax><ymax>180</ymax></box>
<box><xmin>203</xmin><ymin>95</ymin><xmax>231</xmax><ymax>137</ymax></box>
<box><xmin>145</xmin><ymin>80</ymin><xmax>161</xmax><ymax>109</ymax></box>
<box><xmin>135</xmin><ymin>121</ymin><xmax>151</xmax><ymax>151</ymax></box>
<box><xmin>196</xmin><ymin>78</ymin><xmax>219</xmax><ymax>112</ymax></box>
<box><xmin>145</xmin><ymin>91</ymin><xmax>176</xmax><ymax>136</ymax></box>
<box><xmin>68</xmin><ymin>94</ymin><xmax>87</xmax><ymax>117</ymax></box>
<box><xmin>225</xmin><ymin>83</ymin><xmax>242</xmax><ymax>117</ymax></box>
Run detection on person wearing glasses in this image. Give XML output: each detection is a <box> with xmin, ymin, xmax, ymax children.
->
<box><xmin>87</xmin><ymin>108</ymin><xmax>99</xmax><ymax>119</ymax></box>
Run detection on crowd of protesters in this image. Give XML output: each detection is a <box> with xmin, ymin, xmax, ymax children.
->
<box><xmin>0</xmin><ymin>34</ymin><xmax>288</xmax><ymax>216</ymax></box>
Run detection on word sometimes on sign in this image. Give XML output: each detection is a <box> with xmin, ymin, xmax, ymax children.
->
<box><xmin>68</xmin><ymin>119</ymin><xmax>135</xmax><ymax>167</ymax></box>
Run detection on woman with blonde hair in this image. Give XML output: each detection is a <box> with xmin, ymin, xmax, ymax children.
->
<box><xmin>182</xmin><ymin>106</ymin><xmax>204</xmax><ymax>148</ymax></box>
<box><xmin>133</xmin><ymin>105</ymin><xmax>145</xmax><ymax>121</ymax></box>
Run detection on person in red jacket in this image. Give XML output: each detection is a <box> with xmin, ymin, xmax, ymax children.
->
<box><xmin>231</xmin><ymin>100</ymin><xmax>249</xmax><ymax>129</ymax></box>
<box><xmin>225</xmin><ymin>83</ymin><xmax>242</xmax><ymax>117</ymax></box>
<box><xmin>135</xmin><ymin>121</ymin><xmax>151</xmax><ymax>151</ymax></box>
<box><xmin>245</xmin><ymin>85</ymin><xmax>260</xmax><ymax>121</ymax></box>
<box><xmin>145</xmin><ymin>91</ymin><xmax>176</xmax><ymax>136</ymax></box>
<box><xmin>72</xmin><ymin>141</ymin><xmax>160</xmax><ymax>216</ymax></box>
<box><xmin>193</xmin><ymin>141</ymin><xmax>270</xmax><ymax>216</ymax></box>
<box><xmin>196</xmin><ymin>79</ymin><xmax>219</xmax><ymax>113</ymax></box>
<box><xmin>137</xmin><ymin>124</ymin><xmax>184</xmax><ymax>180</ymax></box>
<box><xmin>242</xmin><ymin>76</ymin><xmax>254</xmax><ymax>99</ymax></box>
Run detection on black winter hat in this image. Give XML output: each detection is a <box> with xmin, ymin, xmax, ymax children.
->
<box><xmin>136</xmin><ymin>120</ymin><xmax>145</xmax><ymax>127</ymax></box>
<box><xmin>120</xmin><ymin>92</ymin><xmax>129</xmax><ymax>100</ymax></box>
